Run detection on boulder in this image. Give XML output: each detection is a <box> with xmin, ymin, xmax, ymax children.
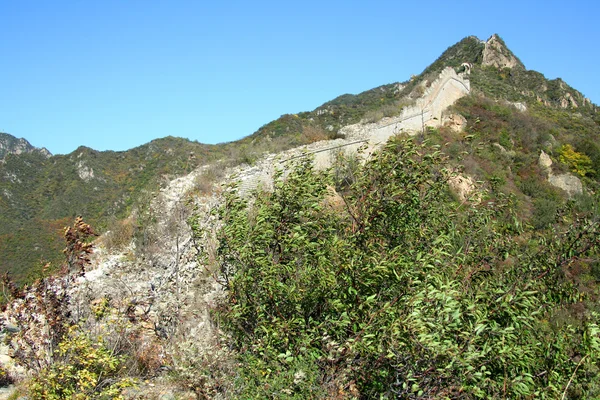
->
<box><xmin>448</xmin><ymin>174</ymin><xmax>477</xmax><ymax>202</ymax></box>
<box><xmin>548</xmin><ymin>174</ymin><xmax>583</xmax><ymax>198</ymax></box>
<box><xmin>538</xmin><ymin>150</ymin><xmax>553</xmax><ymax>176</ymax></box>
<box><xmin>442</xmin><ymin>113</ymin><xmax>467</xmax><ymax>133</ymax></box>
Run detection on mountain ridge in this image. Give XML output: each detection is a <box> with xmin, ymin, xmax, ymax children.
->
<box><xmin>0</xmin><ymin>33</ymin><xmax>598</xmax><ymax>283</ymax></box>
<box><xmin>0</xmin><ymin>132</ymin><xmax>51</xmax><ymax>161</ymax></box>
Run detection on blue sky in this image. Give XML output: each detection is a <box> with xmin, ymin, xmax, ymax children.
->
<box><xmin>1</xmin><ymin>1</ymin><xmax>599</xmax><ymax>155</ymax></box>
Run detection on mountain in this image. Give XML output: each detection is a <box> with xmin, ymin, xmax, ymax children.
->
<box><xmin>1</xmin><ymin>34</ymin><xmax>600</xmax><ymax>397</ymax></box>
<box><xmin>0</xmin><ymin>132</ymin><xmax>51</xmax><ymax>161</ymax></box>
<box><xmin>2</xmin><ymin>34</ymin><xmax>599</xmax><ymax>284</ymax></box>
<box><xmin>0</xmin><ymin>136</ymin><xmax>224</xmax><ymax>281</ymax></box>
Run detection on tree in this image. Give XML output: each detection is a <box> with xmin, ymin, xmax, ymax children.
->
<box><xmin>559</xmin><ymin>144</ymin><xmax>595</xmax><ymax>177</ymax></box>
<box><xmin>196</xmin><ymin>137</ymin><xmax>600</xmax><ymax>398</ymax></box>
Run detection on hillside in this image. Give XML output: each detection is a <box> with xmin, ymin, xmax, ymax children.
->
<box><xmin>2</xmin><ymin>34</ymin><xmax>598</xmax><ymax>285</ymax></box>
<box><xmin>0</xmin><ymin>136</ymin><xmax>222</xmax><ymax>281</ymax></box>
<box><xmin>0</xmin><ymin>34</ymin><xmax>599</xmax><ymax>398</ymax></box>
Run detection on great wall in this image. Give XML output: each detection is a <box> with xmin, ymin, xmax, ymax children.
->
<box><xmin>234</xmin><ymin>65</ymin><xmax>471</xmax><ymax>195</ymax></box>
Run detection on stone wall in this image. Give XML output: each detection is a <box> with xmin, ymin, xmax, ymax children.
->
<box><xmin>231</xmin><ymin>66</ymin><xmax>471</xmax><ymax>195</ymax></box>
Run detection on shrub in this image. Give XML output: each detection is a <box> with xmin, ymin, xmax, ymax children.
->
<box><xmin>575</xmin><ymin>139</ymin><xmax>600</xmax><ymax>179</ymax></box>
<box><xmin>533</xmin><ymin>197</ymin><xmax>559</xmax><ymax>229</ymax></box>
<box><xmin>302</xmin><ymin>124</ymin><xmax>330</xmax><ymax>143</ymax></box>
<box><xmin>559</xmin><ymin>144</ymin><xmax>595</xmax><ymax>177</ymax></box>
<box><xmin>363</xmin><ymin>109</ymin><xmax>384</xmax><ymax>123</ymax></box>
<box><xmin>198</xmin><ymin>137</ymin><xmax>600</xmax><ymax>398</ymax></box>
<box><xmin>168</xmin><ymin>339</ymin><xmax>235</xmax><ymax>399</ymax></box>
<box><xmin>102</xmin><ymin>217</ymin><xmax>135</xmax><ymax>251</ymax></box>
<box><xmin>28</xmin><ymin>326</ymin><xmax>134</xmax><ymax>399</ymax></box>
<box><xmin>193</xmin><ymin>164</ymin><xmax>226</xmax><ymax>195</ymax></box>
<box><xmin>0</xmin><ymin>366</ymin><xmax>14</xmax><ymax>387</ymax></box>
<box><xmin>331</xmin><ymin>149</ymin><xmax>361</xmax><ymax>192</ymax></box>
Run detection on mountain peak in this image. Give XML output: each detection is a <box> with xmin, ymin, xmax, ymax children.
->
<box><xmin>0</xmin><ymin>132</ymin><xmax>52</xmax><ymax>160</ymax></box>
<box><xmin>482</xmin><ymin>34</ymin><xmax>525</xmax><ymax>69</ymax></box>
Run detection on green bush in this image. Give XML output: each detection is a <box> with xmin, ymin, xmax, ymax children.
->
<box><xmin>331</xmin><ymin>149</ymin><xmax>361</xmax><ymax>192</ymax></box>
<box><xmin>28</xmin><ymin>326</ymin><xmax>134</xmax><ymax>399</ymax></box>
<box><xmin>533</xmin><ymin>198</ymin><xmax>559</xmax><ymax>229</ymax></box>
<box><xmin>195</xmin><ymin>137</ymin><xmax>600</xmax><ymax>398</ymax></box>
<box><xmin>559</xmin><ymin>144</ymin><xmax>595</xmax><ymax>177</ymax></box>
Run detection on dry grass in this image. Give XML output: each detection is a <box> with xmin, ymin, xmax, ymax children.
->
<box><xmin>101</xmin><ymin>217</ymin><xmax>136</xmax><ymax>251</ymax></box>
<box><xmin>302</xmin><ymin>124</ymin><xmax>330</xmax><ymax>143</ymax></box>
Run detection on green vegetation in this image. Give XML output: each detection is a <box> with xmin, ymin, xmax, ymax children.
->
<box><xmin>192</xmin><ymin>137</ymin><xmax>600</xmax><ymax>398</ymax></box>
<box><xmin>247</xmin><ymin>82</ymin><xmax>408</xmax><ymax>146</ymax></box>
<box><xmin>2</xmin><ymin>218</ymin><xmax>149</xmax><ymax>399</ymax></box>
<box><xmin>2</xmin><ymin>33</ymin><xmax>598</xmax><ymax>286</ymax></box>
<box><xmin>559</xmin><ymin>144</ymin><xmax>595</xmax><ymax>177</ymax></box>
<box><xmin>422</xmin><ymin>91</ymin><xmax>600</xmax><ymax>234</ymax></box>
<box><xmin>0</xmin><ymin>137</ymin><xmax>213</xmax><ymax>282</ymax></box>
<box><xmin>28</xmin><ymin>326</ymin><xmax>134</xmax><ymax>400</ymax></box>
<box><xmin>400</xmin><ymin>35</ymin><xmax>484</xmax><ymax>97</ymax></box>
<box><xmin>471</xmin><ymin>66</ymin><xmax>596</xmax><ymax>117</ymax></box>
<box><xmin>2</xmin><ymin>33</ymin><xmax>600</xmax><ymax>398</ymax></box>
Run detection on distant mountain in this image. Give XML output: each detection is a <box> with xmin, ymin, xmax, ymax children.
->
<box><xmin>0</xmin><ymin>132</ymin><xmax>51</xmax><ymax>160</ymax></box>
<box><xmin>0</xmin><ymin>136</ymin><xmax>217</xmax><ymax>281</ymax></box>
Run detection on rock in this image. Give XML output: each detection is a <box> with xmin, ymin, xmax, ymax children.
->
<box><xmin>448</xmin><ymin>174</ymin><xmax>477</xmax><ymax>203</ymax></box>
<box><xmin>482</xmin><ymin>34</ymin><xmax>524</xmax><ymax>69</ymax></box>
<box><xmin>77</xmin><ymin>161</ymin><xmax>95</xmax><ymax>182</ymax></box>
<box><xmin>560</xmin><ymin>92</ymin><xmax>579</xmax><ymax>109</ymax></box>
<box><xmin>536</xmin><ymin>95</ymin><xmax>551</xmax><ymax>106</ymax></box>
<box><xmin>493</xmin><ymin>143</ymin><xmax>515</xmax><ymax>158</ymax></box>
<box><xmin>511</xmin><ymin>102</ymin><xmax>527</xmax><ymax>112</ymax></box>
<box><xmin>0</xmin><ymin>385</ymin><xmax>17</xmax><ymax>400</ymax></box>
<box><xmin>538</xmin><ymin>151</ymin><xmax>583</xmax><ymax>197</ymax></box>
<box><xmin>3</xmin><ymin>323</ymin><xmax>19</xmax><ymax>334</ymax></box>
<box><xmin>0</xmin><ymin>133</ymin><xmax>51</xmax><ymax>161</ymax></box>
<box><xmin>548</xmin><ymin>174</ymin><xmax>583</xmax><ymax>198</ymax></box>
<box><xmin>538</xmin><ymin>150</ymin><xmax>553</xmax><ymax>175</ymax></box>
<box><xmin>442</xmin><ymin>113</ymin><xmax>467</xmax><ymax>132</ymax></box>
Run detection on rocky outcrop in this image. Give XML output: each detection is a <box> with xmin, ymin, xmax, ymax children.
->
<box><xmin>538</xmin><ymin>150</ymin><xmax>583</xmax><ymax>197</ymax></box>
<box><xmin>442</xmin><ymin>113</ymin><xmax>467</xmax><ymax>132</ymax></box>
<box><xmin>538</xmin><ymin>150</ymin><xmax>553</xmax><ymax>174</ymax></box>
<box><xmin>494</xmin><ymin>143</ymin><xmax>516</xmax><ymax>159</ymax></box>
<box><xmin>548</xmin><ymin>174</ymin><xmax>583</xmax><ymax>197</ymax></box>
<box><xmin>482</xmin><ymin>34</ymin><xmax>524</xmax><ymax>69</ymax></box>
<box><xmin>560</xmin><ymin>92</ymin><xmax>579</xmax><ymax>109</ymax></box>
<box><xmin>511</xmin><ymin>102</ymin><xmax>527</xmax><ymax>112</ymax></box>
<box><xmin>77</xmin><ymin>161</ymin><xmax>95</xmax><ymax>182</ymax></box>
<box><xmin>448</xmin><ymin>174</ymin><xmax>477</xmax><ymax>202</ymax></box>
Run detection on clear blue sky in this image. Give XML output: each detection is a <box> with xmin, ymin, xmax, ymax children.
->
<box><xmin>1</xmin><ymin>1</ymin><xmax>599</xmax><ymax>155</ymax></box>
